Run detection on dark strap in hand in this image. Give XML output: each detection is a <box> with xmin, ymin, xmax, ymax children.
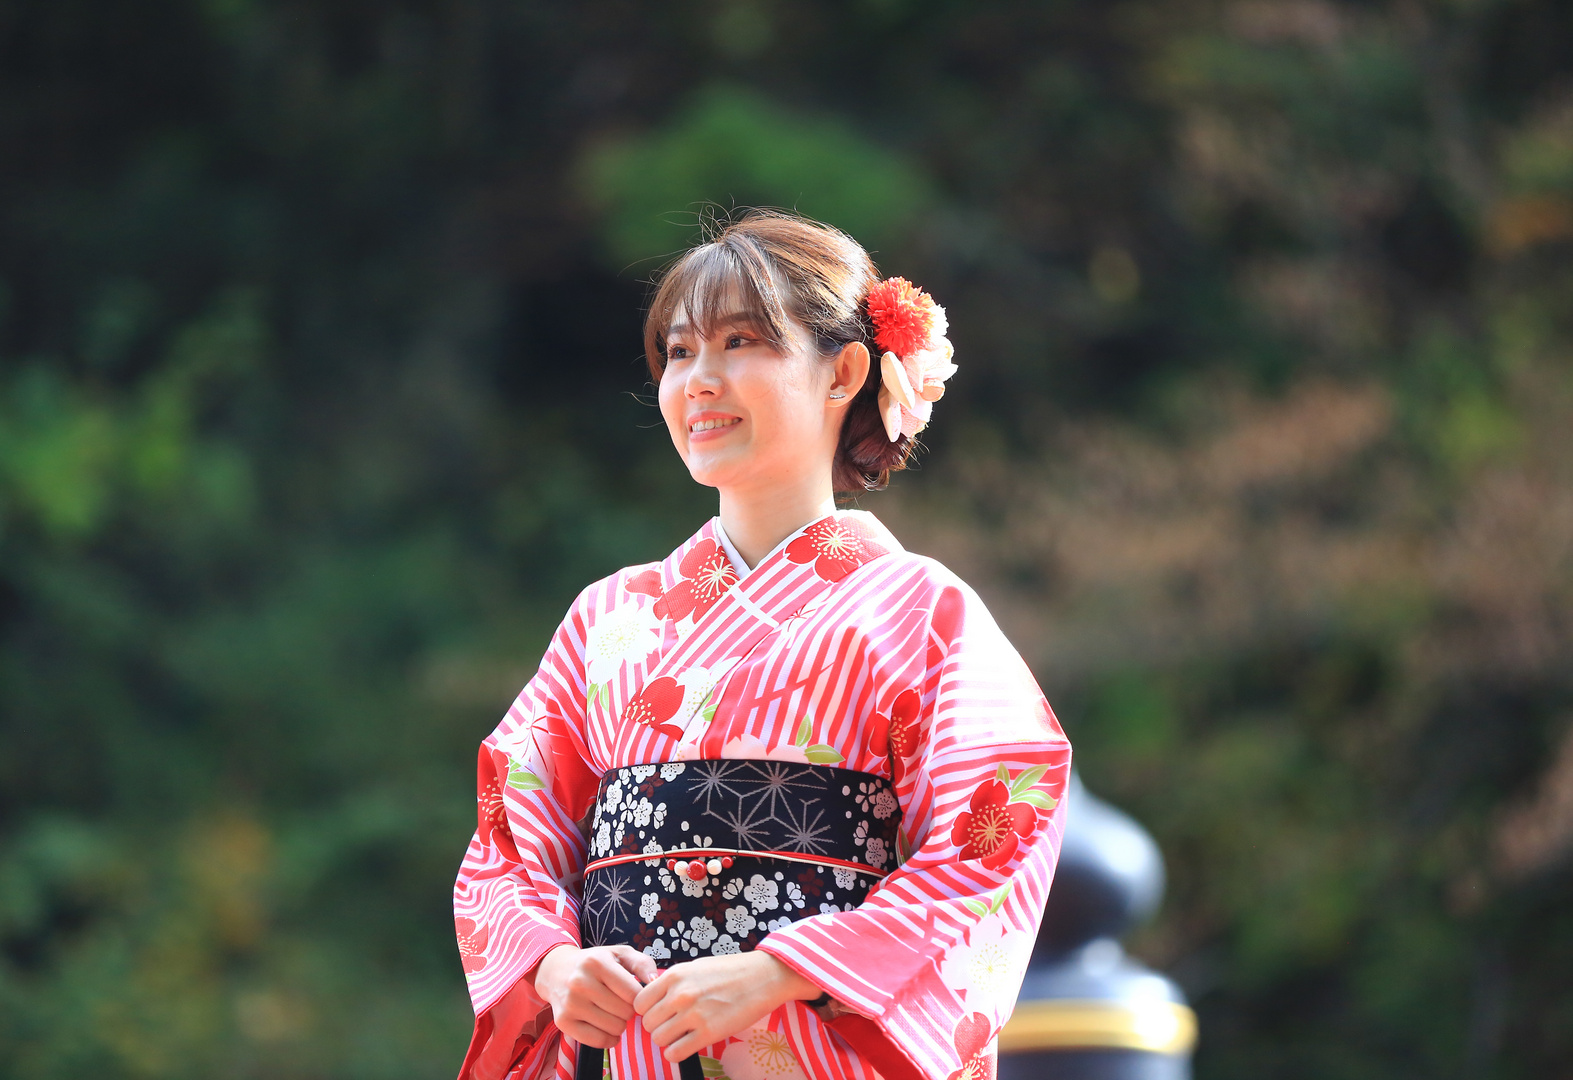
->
<box><xmin>575</xmin><ymin>1044</ymin><xmax>704</xmax><ymax>1080</ymax></box>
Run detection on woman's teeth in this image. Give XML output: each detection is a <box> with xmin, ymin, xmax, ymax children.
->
<box><xmin>690</xmin><ymin>417</ymin><xmax>741</xmax><ymax>432</ymax></box>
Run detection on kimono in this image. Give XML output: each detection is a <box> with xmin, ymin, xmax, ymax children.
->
<box><xmin>454</xmin><ymin>510</ymin><xmax>1071</xmax><ymax>1080</ymax></box>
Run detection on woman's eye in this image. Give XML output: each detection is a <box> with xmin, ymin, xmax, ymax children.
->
<box><xmin>666</xmin><ymin>345</ymin><xmax>690</xmax><ymax>361</ymax></box>
<box><xmin>726</xmin><ymin>334</ymin><xmax>749</xmax><ymax>349</ymax></box>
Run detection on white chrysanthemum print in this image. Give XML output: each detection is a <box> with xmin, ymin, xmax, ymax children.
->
<box><xmin>938</xmin><ymin>911</ymin><xmax>1033</xmax><ymax>1005</ymax></box>
<box><xmin>720</xmin><ymin>1025</ymin><xmax>808</xmax><ymax>1080</ymax></box>
<box><xmin>584</xmin><ymin>602</ymin><xmax>660</xmax><ymax>684</ymax></box>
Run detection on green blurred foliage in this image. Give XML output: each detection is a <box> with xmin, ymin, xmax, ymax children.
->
<box><xmin>581</xmin><ymin>85</ymin><xmax>933</xmax><ymax>266</ymax></box>
<box><xmin>1</xmin><ymin>1</ymin><xmax>1571</xmax><ymax>1078</ymax></box>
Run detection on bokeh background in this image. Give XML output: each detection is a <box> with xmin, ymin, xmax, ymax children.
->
<box><xmin>3</xmin><ymin>1</ymin><xmax>1572</xmax><ymax>1077</ymax></box>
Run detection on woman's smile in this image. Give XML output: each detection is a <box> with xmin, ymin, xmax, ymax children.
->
<box><xmin>688</xmin><ymin>413</ymin><xmax>743</xmax><ymax>440</ymax></box>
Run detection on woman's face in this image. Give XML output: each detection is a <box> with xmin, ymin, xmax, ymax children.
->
<box><xmin>658</xmin><ymin>296</ymin><xmax>841</xmax><ymax>498</ymax></box>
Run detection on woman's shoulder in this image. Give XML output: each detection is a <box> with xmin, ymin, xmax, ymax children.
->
<box><xmin>564</xmin><ymin>560</ymin><xmax>665</xmax><ymax>618</ymax></box>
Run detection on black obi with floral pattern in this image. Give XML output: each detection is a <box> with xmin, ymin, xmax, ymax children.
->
<box><xmin>580</xmin><ymin>759</ymin><xmax>903</xmax><ymax>964</ymax></box>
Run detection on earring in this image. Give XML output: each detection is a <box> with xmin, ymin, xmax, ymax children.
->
<box><xmin>829</xmin><ymin>391</ymin><xmax>847</xmax><ymax>400</ymax></box>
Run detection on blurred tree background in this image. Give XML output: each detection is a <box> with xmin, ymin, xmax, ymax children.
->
<box><xmin>2</xmin><ymin>0</ymin><xmax>1571</xmax><ymax>1077</ymax></box>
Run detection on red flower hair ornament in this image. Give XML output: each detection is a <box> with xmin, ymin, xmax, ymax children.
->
<box><xmin>866</xmin><ymin>276</ymin><xmax>958</xmax><ymax>442</ymax></box>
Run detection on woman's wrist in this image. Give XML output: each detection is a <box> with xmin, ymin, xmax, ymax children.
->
<box><xmin>754</xmin><ymin>950</ymin><xmax>821</xmax><ymax>1006</ymax></box>
<box><xmin>531</xmin><ymin>942</ymin><xmax>579</xmax><ymax>998</ymax></box>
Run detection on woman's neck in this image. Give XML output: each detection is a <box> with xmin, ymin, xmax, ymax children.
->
<box><xmin>717</xmin><ymin>486</ymin><xmax>838</xmax><ymax>570</ymax></box>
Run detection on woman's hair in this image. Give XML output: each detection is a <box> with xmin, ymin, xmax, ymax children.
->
<box><xmin>643</xmin><ymin>209</ymin><xmax>918</xmax><ymax>493</ymax></box>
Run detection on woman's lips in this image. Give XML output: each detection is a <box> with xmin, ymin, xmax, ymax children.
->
<box><xmin>688</xmin><ymin>416</ymin><xmax>742</xmax><ymax>442</ymax></box>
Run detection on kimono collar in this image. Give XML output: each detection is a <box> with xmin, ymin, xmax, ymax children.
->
<box><xmin>710</xmin><ymin>516</ymin><xmax>802</xmax><ymax>580</ymax></box>
<box><xmin>615</xmin><ymin>510</ymin><xmax>901</xmax><ymax>752</ymax></box>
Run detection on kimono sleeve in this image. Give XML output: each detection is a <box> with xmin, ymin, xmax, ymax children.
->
<box><xmin>755</xmin><ymin>578</ymin><xmax>1072</xmax><ymax>1080</ymax></box>
<box><xmin>453</xmin><ymin>590</ymin><xmax>604</xmax><ymax>1080</ymax></box>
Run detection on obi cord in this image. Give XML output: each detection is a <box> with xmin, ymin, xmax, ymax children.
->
<box><xmin>576</xmin><ymin>759</ymin><xmax>903</xmax><ymax>1080</ymax></box>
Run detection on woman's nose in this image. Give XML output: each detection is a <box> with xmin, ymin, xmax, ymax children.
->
<box><xmin>685</xmin><ymin>345</ymin><xmax>725</xmax><ymax>396</ymax></box>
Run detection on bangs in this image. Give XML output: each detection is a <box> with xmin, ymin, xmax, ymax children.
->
<box><xmin>643</xmin><ymin>238</ymin><xmax>793</xmax><ymax>377</ymax></box>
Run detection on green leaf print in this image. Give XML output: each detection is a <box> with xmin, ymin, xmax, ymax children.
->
<box><xmin>1014</xmin><ymin>789</ymin><xmax>1058</xmax><ymax>810</ymax></box>
<box><xmin>794</xmin><ymin>715</ymin><xmax>814</xmax><ymax>747</ymax></box>
<box><xmin>803</xmin><ymin>744</ymin><xmax>845</xmax><ymax>765</ymax></box>
<box><xmin>700</xmin><ymin>1056</ymin><xmax>730</xmax><ymax>1079</ymax></box>
<box><xmin>962</xmin><ymin>896</ymin><xmax>990</xmax><ymax>919</ymax></box>
<box><xmin>506</xmin><ymin>762</ymin><xmax>545</xmax><ymax>792</ymax></box>
<box><xmin>1007</xmin><ymin>764</ymin><xmax>1049</xmax><ymax>800</ymax></box>
<box><xmin>986</xmin><ymin>880</ymin><xmax>1014</xmax><ymax>915</ymax></box>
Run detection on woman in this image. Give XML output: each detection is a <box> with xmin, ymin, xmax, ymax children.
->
<box><xmin>454</xmin><ymin>211</ymin><xmax>1070</xmax><ymax>1080</ymax></box>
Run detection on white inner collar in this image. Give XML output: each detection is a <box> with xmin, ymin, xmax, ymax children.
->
<box><xmin>712</xmin><ymin>516</ymin><xmax>809</xmax><ymax>579</ymax></box>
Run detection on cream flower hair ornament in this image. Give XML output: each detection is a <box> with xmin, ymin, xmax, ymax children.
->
<box><xmin>866</xmin><ymin>276</ymin><xmax>958</xmax><ymax>441</ymax></box>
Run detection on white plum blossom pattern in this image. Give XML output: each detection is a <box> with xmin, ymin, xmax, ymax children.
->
<box><xmin>687</xmin><ymin>916</ymin><xmax>718</xmax><ymax>950</ymax></box>
<box><xmin>866</xmin><ymin>837</ymin><xmax>889</xmax><ymax>868</ymax></box>
<box><xmin>639</xmin><ymin>893</ymin><xmax>660</xmax><ymax>921</ymax></box>
<box><xmin>938</xmin><ymin>910</ymin><xmax>1034</xmax><ymax>1009</ymax></box>
<box><xmin>721</xmin><ymin>733</ymin><xmax>810</xmax><ymax>763</ymax></box>
<box><xmin>711</xmin><ymin>934</ymin><xmax>741</xmax><ymax>956</ymax></box>
<box><xmin>725</xmin><ymin>905</ymin><xmax>758</xmax><ymax>936</ymax></box>
<box><xmin>832</xmin><ymin>867</ymin><xmax>857</xmax><ymax>890</ymax></box>
<box><xmin>744</xmin><ymin>874</ymin><xmax>780</xmax><ymax>913</ymax></box>
<box><xmin>720</xmin><ymin>1024</ymin><xmax>808</xmax><ymax>1080</ymax></box>
<box><xmin>584</xmin><ymin>602</ymin><xmax>660</xmax><ymax>685</ymax></box>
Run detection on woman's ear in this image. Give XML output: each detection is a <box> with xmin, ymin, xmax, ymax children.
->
<box><xmin>828</xmin><ymin>341</ymin><xmax>870</xmax><ymax>407</ymax></box>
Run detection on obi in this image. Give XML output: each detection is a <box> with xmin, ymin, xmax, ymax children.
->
<box><xmin>575</xmin><ymin>759</ymin><xmax>903</xmax><ymax>1079</ymax></box>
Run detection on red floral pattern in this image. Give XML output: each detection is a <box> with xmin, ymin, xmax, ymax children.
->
<box><xmin>455</xmin><ymin>917</ymin><xmax>489</xmax><ymax>974</ymax></box>
<box><xmin>946</xmin><ymin>1012</ymin><xmax>996</xmax><ymax>1080</ymax></box>
<box><xmin>870</xmin><ymin>688</ymin><xmax>921</xmax><ymax>762</ymax></box>
<box><xmin>951</xmin><ymin>779</ymin><xmax>1036</xmax><ymax>870</ymax></box>
<box><xmin>653</xmin><ymin>538</ymin><xmax>737</xmax><ymax>622</ymax></box>
<box><xmin>622</xmin><ymin>675</ymin><xmax>685</xmax><ymax>738</ymax></box>
<box><xmin>477</xmin><ymin>748</ymin><xmax>520</xmax><ymax>862</ymax></box>
<box><xmin>625</xmin><ymin>568</ymin><xmax>664</xmax><ymax>597</ymax></box>
<box><xmin>785</xmin><ymin>516</ymin><xmax>888</xmax><ymax>582</ymax></box>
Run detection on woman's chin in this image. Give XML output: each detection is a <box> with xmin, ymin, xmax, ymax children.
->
<box><xmin>684</xmin><ymin>453</ymin><xmax>750</xmax><ymax>490</ymax></box>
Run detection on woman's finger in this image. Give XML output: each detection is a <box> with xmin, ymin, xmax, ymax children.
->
<box><xmin>662</xmin><ymin>1024</ymin><xmax>714</xmax><ymax>1063</ymax></box>
<box><xmin>564</xmin><ymin>987</ymin><xmax>635</xmax><ymax>1032</ymax></box>
<box><xmin>586</xmin><ymin>949</ymin><xmax>647</xmax><ymax>1004</ymax></box>
<box><xmin>559</xmin><ymin>1018</ymin><xmax>621</xmax><ymax>1050</ymax></box>
<box><xmin>610</xmin><ymin>945</ymin><xmax>659</xmax><ymax>986</ymax></box>
<box><xmin>631</xmin><ymin>968</ymin><xmax>673</xmax><ymax>1021</ymax></box>
<box><xmin>566</xmin><ymin>964</ymin><xmax>638</xmax><ymax>1022</ymax></box>
<box><xmin>562</xmin><ymin>996</ymin><xmax>635</xmax><ymax>1042</ymax></box>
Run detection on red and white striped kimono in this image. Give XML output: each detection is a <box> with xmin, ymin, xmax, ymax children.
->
<box><xmin>454</xmin><ymin>510</ymin><xmax>1071</xmax><ymax>1080</ymax></box>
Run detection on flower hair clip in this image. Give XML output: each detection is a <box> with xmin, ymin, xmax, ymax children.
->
<box><xmin>866</xmin><ymin>277</ymin><xmax>958</xmax><ymax>442</ymax></box>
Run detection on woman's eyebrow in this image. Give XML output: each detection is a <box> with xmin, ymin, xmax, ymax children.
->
<box><xmin>666</xmin><ymin>313</ymin><xmax>760</xmax><ymax>341</ymax></box>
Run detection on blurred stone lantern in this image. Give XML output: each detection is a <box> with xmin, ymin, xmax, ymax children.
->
<box><xmin>998</xmin><ymin>774</ymin><xmax>1196</xmax><ymax>1078</ymax></box>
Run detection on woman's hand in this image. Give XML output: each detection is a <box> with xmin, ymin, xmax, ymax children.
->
<box><xmin>534</xmin><ymin>944</ymin><xmax>659</xmax><ymax>1050</ymax></box>
<box><xmin>633</xmin><ymin>951</ymin><xmax>819</xmax><ymax>1061</ymax></box>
